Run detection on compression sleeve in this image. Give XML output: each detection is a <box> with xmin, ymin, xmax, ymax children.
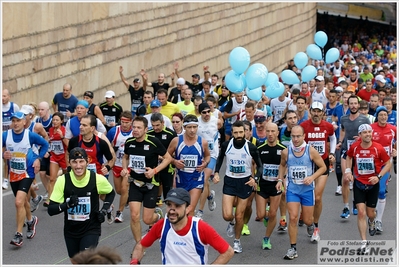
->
<box><xmin>29</xmin><ymin>131</ymin><xmax>49</xmax><ymax>158</ymax></box>
<box><xmin>249</xmin><ymin>143</ymin><xmax>263</xmax><ymax>179</ymax></box>
<box><xmin>214</xmin><ymin>141</ymin><xmax>228</xmax><ymax>173</ymax></box>
<box><xmin>329</xmin><ymin>133</ymin><xmax>337</xmax><ymax>154</ymax></box>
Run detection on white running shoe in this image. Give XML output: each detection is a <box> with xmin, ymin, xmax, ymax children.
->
<box><xmin>3</xmin><ymin>179</ymin><xmax>9</xmax><ymax>190</ymax></box>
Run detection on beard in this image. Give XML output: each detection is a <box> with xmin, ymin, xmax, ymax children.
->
<box><xmin>350</xmin><ymin>108</ymin><xmax>358</xmax><ymax>114</ymax></box>
<box><xmin>168</xmin><ymin>211</ymin><xmax>186</xmax><ymax>225</ymax></box>
<box><xmin>233</xmin><ymin>137</ymin><xmax>246</xmax><ymax>148</ymax></box>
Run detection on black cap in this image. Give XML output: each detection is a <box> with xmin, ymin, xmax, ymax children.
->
<box><xmin>165</xmin><ymin>188</ymin><xmax>191</xmax><ymax>205</ymax></box>
<box><xmin>69</xmin><ymin>147</ymin><xmax>88</xmax><ymax>161</ymax></box>
<box><xmin>192</xmin><ymin>74</ymin><xmax>200</xmax><ymax>79</ymax></box>
<box><xmin>83</xmin><ymin>91</ymin><xmax>94</xmax><ymax>99</ymax></box>
<box><xmin>199</xmin><ymin>103</ymin><xmax>210</xmax><ymax>113</ymax></box>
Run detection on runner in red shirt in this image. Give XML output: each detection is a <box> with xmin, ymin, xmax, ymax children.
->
<box><xmin>370</xmin><ymin>106</ymin><xmax>397</xmax><ymax>233</ymax></box>
<box><xmin>345</xmin><ymin>124</ymin><xmax>391</xmax><ymax>255</ymax></box>
<box><xmin>300</xmin><ymin>101</ymin><xmax>336</xmax><ymax>242</ymax></box>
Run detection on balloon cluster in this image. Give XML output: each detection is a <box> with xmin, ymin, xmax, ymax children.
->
<box><xmin>226</xmin><ymin>47</ymin><xmax>285</xmax><ymax>101</ymax></box>
<box><xmin>281</xmin><ymin>31</ymin><xmax>340</xmax><ymax>85</ymax></box>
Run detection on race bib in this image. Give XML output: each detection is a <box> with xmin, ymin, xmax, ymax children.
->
<box><xmin>356</xmin><ymin>157</ymin><xmax>375</xmax><ymax>175</ymax></box>
<box><xmin>181</xmin><ymin>154</ymin><xmax>198</xmax><ymax>173</ymax></box>
<box><xmin>262</xmin><ymin>164</ymin><xmax>279</xmax><ymax>181</ymax></box>
<box><xmin>130</xmin><ymin>155</ymin><xmax>146</xmax><ymax>174</ymax></box>
<box><xmin>326</xmin><ymin>115</ymin><xmax>333</xmax><ymax>123</ymax></box>
<box><xmin>10</xmin><ymin>153</ymin><xmax>27</xmax><ymax>174</ymax></box>
<box><xmin>67</xmin><ymin>196</ymin><xmax>91</xmax><ymax>221</ymax></box>
<box><xmin>3</xmin><ymin>118</ymin><xmax>11</xmax><ymax>131</ymax></box>
<box><xmin>131</xmin><ymin>100</ymin><xmax>141</xmax><ymax>112</ymax></box>
<box><xmin>104</xmin><ymin>115</ymin><xmax>116</xmax><ymax>126</ymax></box>
<box><xmin>289</xmin><ymin>166</ymin><xmax>307</xmax><ymax>184</ymax></box>
<box><xmin>229</xmin><ymin>159</ymin><xmax>246</xmax><ymax>175</ymax></box>
<box><xmin>87</xmin><ymin>163</ymin><xmax>97</xmax><ymax>173</ymax></box>
<box><xmin>384</xmin><ymin>146</ymin><xmax>391</xmax><ymax>156</ymax></box>
<box><xmin>309</xmin><ymin>141</ymin><xmax>325</xmax><ymax>154</ymax></box>
<box><xmin>115</xmin><ymin>147</ymin><xmax>125</xmax><ymax>166</ymax></box>
<box><xmin>50</xmin><ymin>140</ymin><xmax>64</xmax><ymax>155</ymax></box>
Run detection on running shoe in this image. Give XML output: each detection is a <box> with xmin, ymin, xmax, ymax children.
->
<box><xmin>233</xmin><ymin>240</ymin><xmax>242</xmax><ymax>253</ymax></box>
<box><xmin>278</xmin><ymin>219</ymin><xmax>287</xmax><ymax>231</ymax></box>
<box><xmin>262</xmin><ymin>237</ymin><xmax>271</xmax><ymax>250</ymax></box>
<box><xmin>26</xmin><ymin>216</ymin><xmax>38</xmax><ymax>239</ymax></box>
<box><xmin>208</xmin><ymin>190</ymin><xmax>216</xmax><ymax>211</ymax></box>
<box><xmin>241</xmin><ymin>224</ymin><xmax>250</xmax><ymax>236</ymax></box>
<box><xmin>10</xmin><ymin>232</ymin><xmax>23</xmax><ymax>247</ymax></box>
<box><xmin>226</xmin><ymin>219</ymin><xmax>235</xmax><ymax>238</ymax></box>
<box><xmin>335</xmin><ymin>186</ymin><xmax>342</xmax><ymax>195</ymax></box>
<box><xmin>30</xmin><ymin>195</ymin><xmax>43</xmax><ymax>212</ymax></box>
<box><xmin>284</xmin><ymin>248</ymin><xmax>298</xmax><ymax>260</ymax></box>
<box><xmin>375</xmin><ymin>220</ymin><xmax>383</xmax><ymax>233</ymax></box>
<box><xmin>340</xmin><ymin>207</ymin><xmax>350</xmax><ymax>219</ymax></box>
<box><xmin>195</xmin><ymin>210</ymin><xmax>204</xmax><ymax>219</ymax></box>
<box><xmin>307</xmin><ymin>224</ymin><xmax>314</xmax><ymax>237</ymax></box>
<box><xmin>106</xmin><ymin>205</ymin><xmax>114</xmax><ymax>224</ymax></box>
<box><xmin>357</xmin><ymin>241</ymin><xmax>370</xmax><ymax>255</ymax></box>
<box><xmin>310</xmin><ymin>227</ymin><xmax>320</xmax><ymax>242</ymax></box>
<box><xmin>115</xmin><ymin>211</ymin><xmax>124</xmax><ymax>223</ymax></box>
<box><xmin>3</xmin><ymin>179</ymin><xmax>9</xmax><ymax>190</ymax></box>
<box><xmin>352</xmin><ymin>207</ymin><xmax>358</xmax><ymax>215</ymax></box>
<box><xmin>368</xmin><ymin>219</ymin><xmax>376</xmax><ymax>236</ymax></box>
<box><xmin>263</xmin><ymin>217</ymin><xmax>269</xmax><ymax>227</ymax></box>
<box><xmin>156</xmin><ymin>197</ymin><xmax>163</xmax><ymax>206</ymax></box>
<box><xmin>298</xmin><ymin>213</ymin><xmax>304</xmax><ymax>226</ymax></box>
<box><xmin>154</xmin><ymin>207</ymin><xmax>164</xmax><ymax>221</ymax></box>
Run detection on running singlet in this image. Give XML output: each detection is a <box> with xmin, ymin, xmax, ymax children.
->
<box><xmin>301</xmin><ymin>120</ymin><xmax>334</xmax><ymax>160</ymax></box>
<box><xmin>198</xmin><ymin>116</ymin><xmax>219</xmax><ymax>159</ymax></box>
<box><xmin>160</xmin><ymin>217</ymin><xmax>209</xmax><ymax>265</ymax></box>
<box><xmin>257</xmin><ymin>141</ymin><xmax>286</xmax><ymax>183</ymax></box>
<box><xmin>2</xmin><ymin>102</ymin><xmax>15</xmax><ymax>131</ymax></box>
<box><xmin>286</xmin><ymin>145</ymin><xmax>314</xmax><ymax>194</ymax></box>
<box><xmin>6</xmin><ymin>130</ymin><xmax>31</xmax><ymax>182</ymax></box>
<box><xmin>78</xmin><ymin>135</ymin><xmax>102</xmax><ymax>174</ymax></box>
<box><xmin>175</xmin><ymin>135</ymin><xmax>204</xmax><ymax>182</ymax></box>
<box><xmin>111</xmin><ymin>126</ymin><xmax>133</xmax><ymax>167</ymax></box>
<box><xmin>224</xmin><ymin>139</ymin><xmax>253</xmax><ymax>178</ymax></box>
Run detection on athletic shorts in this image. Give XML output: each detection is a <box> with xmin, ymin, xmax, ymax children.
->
<box><xmin>40</xmin><ymin>156</ymin><xmax>50</xmax><ymax>175</ymax></box>
<box><xmin>257</xmin><ymin>181</ymin><xmax>282</xmax><ymax>199</ymax></box>
<box><xmin>128</xmin><ymin>181</ymin><xmax>158</xmax><ymax>209</ymax></box>
<box><xmin>64</xmin><ymin>234</ymin><xmax>99</xmax><ymax>258</ymax></box>
<box><xmin>225</xmin><ymin>124</ymin><xmax>232</xmax><ymax>136</ymax></box>
<box><xmin>50</xmin><ymin>153</ymin><xmax>67</xmax><ymax>170</ymax></box>
<box><xmin>112</xmin><ymin>166</ymin><xmax>130</xmax><ymax>178</ymax></box>
<box><xmin>10</xmin><ymin>178</ymin><xmax>34</xmax><ymax>197</ymax></box>
<box><xmin>206</xmin><ymin>158</ymin><xmax>217</xmax><ymax>172</ymax></box>
<box><xmin>314</xmin><ymin>157</ymin><xmax>329</xmax><ymax>176</ymax></box>
<box><xmin>176</xmin><ymin>173</ymin><xmax>204</xmax><ymax>192</ymax></box>
<box><xmin>286</xmin><ymin>189</ymin><xmax>315</xmax><ymax>206</ymax></box>
<box><xmin>353</xmin><ymin>179</ymin><xmax>379</xmax><ymax>208</ymax></box>
<box><xmin>223</xmin><ymin>176</ymin><xmax>253</xmax><ymax>199</ymax></box>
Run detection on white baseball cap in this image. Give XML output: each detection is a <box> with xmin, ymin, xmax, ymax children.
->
<box><xmin>20</xmin><ymin>105</ymin><xmax>34</xmax><ymax>115</ymax></box>
<box><xmin>375</xmin><ymin>75</ymin><xmax>386</xmax><ymax>84</ymax></box>
<box><xmin>310</xmin><ymin>101</ymin><xmax>324</xmax><ymax>111</ymax></box>
<box><xmin>104</xmin><ymin>90</ymin><xmax>115</xmax><ymax>98</ymax></box>
<box><xmin>335</xmin><ymin>86</ymin><xmax>344</xmax><ymax>92</ymax></box>
<box><xmin>315</xmin><ymin>76</ymin><xmax>324</xmax><ymax>81</ymax></box>
<box><xmin>177</xmin><ymin>77</ymin><xmax>185</xmax><ymax>85</ymax></box>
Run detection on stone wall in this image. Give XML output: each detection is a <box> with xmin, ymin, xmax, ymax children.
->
<box><xmin>2</xmin><ymin>2</ymin><xmax>317</xmax><ymax>109</ymax></box>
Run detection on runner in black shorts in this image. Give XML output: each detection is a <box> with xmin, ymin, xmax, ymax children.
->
<box><xmin>120</xmin><ymin>116</ymin><xmax>173</xmax><ymax>258</ymax></box>
<box><xmin>256</xmin><ymin>122</ymin><xmax>286</xmax><ymax>250</ymax></box>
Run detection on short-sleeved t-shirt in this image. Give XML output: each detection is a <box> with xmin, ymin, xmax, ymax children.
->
<box><xmin>301</xmin><ymin>119</ymin><xmax>335</xmax><ymax>159</ymax></box>
<box><xmin>124</xmin><ymin>134</ymin><xmax>167</xmax><ymax>183</ymax></box>
<box><xmin>340</xmin><ymin>114</ymin><xmax>371</xmax><ymax>151</ymax></box>
<box><xmin>152</xmin><ymin>82</ymin><xmax>170</xmax><ymax>95</ymax></box>
<box><xmin>128</xmin><ymin>85</ymin><xmax>144</xmax><ymax>112</ymax></box>
<box><xmin>52</xmin><ymin>93</ymin><xmax>78</xmax><ymax>122</ymax></box>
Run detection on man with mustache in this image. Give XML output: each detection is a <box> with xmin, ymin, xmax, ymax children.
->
<box><xmin>130</xmin><ymin>188</ymin><xmax>233</xmax><ymax>265</ymax></box>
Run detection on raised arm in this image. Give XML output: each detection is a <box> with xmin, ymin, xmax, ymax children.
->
<box><xmin>119</xmin><ymin>66</ymin><xmax>130</xmax><ymax>89</ymax></box>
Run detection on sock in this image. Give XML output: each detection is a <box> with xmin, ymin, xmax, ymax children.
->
<box><xmin>336</xmin><ymin>172</ymin><xmax>342</xmax><ymax>186</ymax></box>
<box><xmin>28</xmin><ymin>218</ymin><xmax>33</xmax><ymax>224</ymax></box>
<box><xmin>344</xmin><ymin>203</ymin><xmax>349</xmax><ymax>208</ymax></box>
<box><xmin>314</xmin><ymin>222</ymin><xmax>318</xmax><ymax>228</ymax></box>
<box><xmin>281</xmin><ymin>215</ymin><xmax>286</xmax><ymax>221</ymax></box>
<box><xmin>234</xmin><ymin>238</ymin><xmax>240</xmax><ymax>242</ymax></box>
<box><xmin>291</xmin><ymin>243</ymin><xmax>297</xmax><ymax>250</ymax></box>
<box><xmin>107</xmin><ymin>207</ymin><xmax>112</xmax><ymax>213</ymax></box>
<box><xmin>198</xmin><ymin>209</ymin><xmax>203</xmax><ymax>213</ymax></box>
<box><xmin>33</xmin><ymin>196</ymin><xmax>39</xmax><ymax>202</ymax></box>
<box><xmin>375</xmin><ymin>198</ymin><xmax>386</xmax><ymax>221</ymax></box>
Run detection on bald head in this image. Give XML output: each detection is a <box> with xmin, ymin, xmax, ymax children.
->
<box><xmin>38</xmin><ymin>101</ymin><xmax>50</xmax><ymax>119</ymax></box>
<box><xmin>2</xmin><ymin>89</ymin><xmax>11</xmax><ymax>105</ymax></box>
<box><xmin>265</xmin><ymin>122</ymin><xmax>279</xmax><ymax>144</ymax></box>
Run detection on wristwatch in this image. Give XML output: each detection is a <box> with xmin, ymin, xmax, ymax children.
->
<box><xmin>377</xmin><ymin>174</ymin><xmax>382</xmax><ymax>180</ymax></box>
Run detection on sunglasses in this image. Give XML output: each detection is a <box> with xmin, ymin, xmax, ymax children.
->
<box><xmin>184</xmin><ymin>117</ymin><xmax>198</xmax><ymax>124</ymax></box>
<box><xmin>172</xmin><ymin>121</ymin><xmax>181</xmax><ymax>123</ymax></box>
<box><xmin>201</xmin><ymin>110</ymin><xmax>211</xmax><ymax>114</ymax></box>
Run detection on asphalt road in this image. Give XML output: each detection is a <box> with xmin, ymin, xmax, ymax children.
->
<box><xmin>2</xmin><ymin>167</ymin><xmax>397</xmax><ymax>265</ymax></box>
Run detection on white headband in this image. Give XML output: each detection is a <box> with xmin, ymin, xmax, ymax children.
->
<box><xmin>183</xmin><ymin>121</ymin><xmax>199</xmax><ymax>127</ymax></box>
<box><xmin>358</xmin><ymin>124</ymin><xmax>372</xmax><ymax>133</ymax></box>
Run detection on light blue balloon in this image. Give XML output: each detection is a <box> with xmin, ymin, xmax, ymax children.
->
<box><xmin>246</xmin><ymin>87</ymin><xmax>263</xmax><ymax>102</ymax></box>
<box><xmin>265</xmin><ymin>72</ymin><xmax>279</xmax><ymax>87</ymax></box>
<box><xmin>294</xmin><ymin>52</ymin><xmax>308</xmax><ymax>69</ymax></box>
<box><xmin>306</xmin><ymin>44</ymin><xmax>322</xmax><ymax>60</ymax></box>
<box><xmin>325</xmin><ymin>47</ymin><xmax>340</xmax><ymax>64</ymax></box>
<box><xmin>225</xmin><ymin>70</ymin><xmax>246</xmax><ymax>93</ymax></box>
<box><xmin>301</xmin><ymin>65</ymin><xmax>317</xmax><ymax>83</ymax></box>
<box><xmin>265</xmin><ymin>82</ymin><xmax>285</xmax><ymax>99</ymax></box>
<box><xmin>228</xmin><ymin>47</ymin><xmax>250</xmax><ymax>74</ymax></box>
<box><xmin>245</xmin><ymin>63</ymin><xmax>268</xmax><ymax>89</ymax></box>
<box><xmin>314</xmin><ymin>31</ymin><xmax>328</xmax><ymax>48</ymax></box>
<box><xmin>281</xmin><ymin>69</ymin><xmax>300</xmax><ymax>85</ymax></box>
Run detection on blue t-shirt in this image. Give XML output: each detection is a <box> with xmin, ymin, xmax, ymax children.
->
<box><xmin>332</xmin><ymin>105</ymin><xmax>350</xmax><ymax>139</ymax></box>
<box><xmin>388</xmin><ymin>110</ymin><xmax>397</xmax><ymax>126</ymax></box>
<box><xmin>52</xmin><ymin>93</ymin><xmax>78</xmax><ymax>119</ymax></box>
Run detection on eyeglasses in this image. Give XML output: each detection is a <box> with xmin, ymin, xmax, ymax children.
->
<box><xmin>201</xmin><ymin>110</ymin><xmax>211</xmax><ymax>114</ymax></box>
<box><xmin>172</xmin><ymin>121</ymin><xmax>181</xmax><ymax>123</ymax></box>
